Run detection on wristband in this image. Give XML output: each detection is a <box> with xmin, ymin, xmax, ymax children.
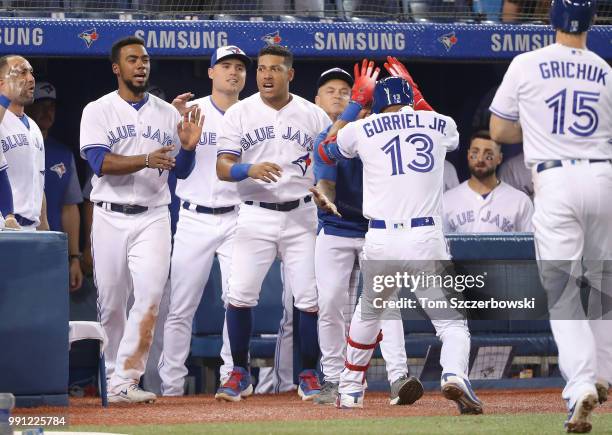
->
<box><xmin>0</xmin><ymin>95</ymin><xmax>11</xmax><ymax>109</ymax></box>
<box><xmin>229</xmin><ymin>163</ymin><xmax>252</xmax><ymax>181</ymax></box>
<box><xmin>145</xmin><ymin>153</ymin><xmax>150</xmax><ymax>168</ymax></box>
<box><xmin>338</xmin><ymin>101</ymin><xmax>363</xmax><ymax>122</ymax></box>
<box><xmin>69</xmin><ymin>254</ymin><xmax>82</xmax><ymax>262</ymax></box>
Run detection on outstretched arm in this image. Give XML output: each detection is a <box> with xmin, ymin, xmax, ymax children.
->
<box><xmin>384</xmin><ymin>56</ymin><xmax>433</xmax><ymax>111</ymax></box>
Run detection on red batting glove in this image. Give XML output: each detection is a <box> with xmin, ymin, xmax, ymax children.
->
<box><xmin>384</xmin><ymin>56</ymin><xmax>433</xmax><ymax>112</ymax></box>
<box><xmin>351</xmin><ymin>59</ymin><xmax>381</xmax><ymax>107</ymax></box>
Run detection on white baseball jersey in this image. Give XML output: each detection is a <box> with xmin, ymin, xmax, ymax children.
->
<box><xmin>498</xmin><ymin>152</ymin><xmax>534</xmax><ymax>198</ymax></box>
<box><xmin>336</xmin><ymin>106</ymin><xmax>458</xmax><ymax>220</ymax></box>
<box><xmin>0</xmin><ymin>150</ymin><xmax>7</xmax><ymax>171</ymax></box>
<box><xmin>443</xmin><ymin>180</ymin><xmax>534</xmax><ymax>233</ymax></box>
<box><xmin>217</xmin><ymin>93</ymin><xmax>331</xmax><ymax>202</ymax></box>
<box><xmin>490</xmin><ymin>43</ymin><xmax>612</xmax><ymax>168</ymax></box>
<box><xmin>175</xmin><ymin>96</ymin><xmax>239</xmax><ymax>207</ymax></box>
<box><xmin>0</xmin><ymin>111</ymin><xmax>45</xmax><ymax>225</ymax></box>
<box><xmin>80</xmin><ymin>92</ymin><xmax>181</xmax><ymax>207</ymax></box>
<box><xmin>443</xmin><ymin>159</ymin><xmax>460</xmax><ymax>192</ymax></box>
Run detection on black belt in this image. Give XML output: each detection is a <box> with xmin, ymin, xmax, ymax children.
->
<box><xmin>369</xmin><ymin>217</ymin><xmax>435</xmax><ymax>229</ymax></box>
<box><xmin>536</xmin><ymin>159</ymin><xmax>611</xmax><ymax>173</ymax></box>
<box><xmin>244</xmin><ymin>196</ymin><xmax>312</xmax><ymax>212</ymax></box>
<box><xmin>96</xmin><ymin>202</ymin><xmax>148</xmax><ymax>215</ymax></box>
<box><xmin>14</xmin><ymin>214</ymin><xmax>35</xmax><ymax>226</ymax></box>
<box><xmin>183</xmin><ymin>201</ymin><xmax>235</xmax><ymax>215</ymax></box>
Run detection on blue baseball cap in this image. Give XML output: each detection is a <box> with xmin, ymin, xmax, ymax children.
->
<box><xmin>317</xmin><ymin>68</ymin><xmax>353</xmax><ymax>90</ymax></box>
<box><xmin>210</xmin><ymin>46</ymin><xmax>251</xmax><ymax>68</ymax></box>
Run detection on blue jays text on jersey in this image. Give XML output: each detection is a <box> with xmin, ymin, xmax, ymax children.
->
<box><xmin>447</xmin><ymin>209</ymin><xmax>516</xmax><ymax>232</ymax></box>
<box><xmin>1</xmin><ymin>132</ymin><xmax>43</xmax><ymax>152</ymax></box>
<box><xmin>107</xmin><ymin>124</ymin><xmax>174</xmax><ymax>147</ymax></box>
<box><xmin>198</xmin><ymin>131</ymin><xmax>216</xmax><ymax>146</ymax></box>
<box><xmin>362</xmin><ymin>113</ymin><xmax>447</xmax><ymax>138</ymax></box>
<box><xmin>240</xmin><ymin>126</ymin><xmax>315</xmax><ymax>152</ymax></box>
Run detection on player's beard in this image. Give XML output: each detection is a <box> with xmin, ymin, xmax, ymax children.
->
<box><xmin>123</xmin><ymin>77</ymin><xmax>149</xmax><ymax>95</ymax></box>
<box><xmin>469</xmin><ymin>165</ymin><xmax>496</xmax><ymax>180</ymax></box>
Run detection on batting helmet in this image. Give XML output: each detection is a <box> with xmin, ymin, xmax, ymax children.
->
<box><xmin>371</xmin><ymin>77</ymin><xmax>414</xmax><ymax>115</ymax></box>
<box><xmin>550</xmin><ymin>0</ymin><xmax>597</xmax><ymax>34</ymax></box>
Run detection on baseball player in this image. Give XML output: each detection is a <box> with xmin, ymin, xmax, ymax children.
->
<box><xmin>490</xmin><ymin>1</ymin><xmax>611</xmax><ymax>431</ymax></box>
<box><xmin>80</xmin><ymin>36</ymin><xmax>203</xmax><ymax>404</ymax></box>
<box><xmin>215</xmin><ymin>45</ymin><xmax>330</xmax><ymax>402</ymax></box>
<box><xmin>158</xmin><ymin>45</ymin><xmax>251</xmax><ymax>396</ymax></box>
<box><xmin>26</xmin><ymin>81</ymin><xmax>84</xmax><ymax>290</ymax></box>
<box><xmin>498</xmin><ymin>151</ymin><xmax>534</xmax><ymax>199</ymax></box>
<box><xmin>317</xmin><ymin>72</ymin><xmax>482</xmax><ymax>414</ymax></box>
<box><xmin>443</xmin><ymin>131</ymin><xmax>533</xmax><ymax>233</ymax></box>
<box><xmin>0</xmin><ymin>55</ymin><xmax>48</xmax><ymax>231</ymax></box>
<box><xmin>313</xmin><ymin>63</ymin><xmax>433</xmax><ymax>406</ymax></box>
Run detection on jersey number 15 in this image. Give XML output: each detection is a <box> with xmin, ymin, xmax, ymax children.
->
<box><xmin>545</xmin><ymin>89</ymin><xmax>600</xmax><ymax>137</ymax></box>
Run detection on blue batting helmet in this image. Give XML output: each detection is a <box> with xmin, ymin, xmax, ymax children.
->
<box><xmin>371</xmin><ymin>77</ymin><xmax>414</xmax><ymax>115</ymax></box>
<box><xmin>550</xmin><ymin>0</ymin><xmax>597</xmax><ymax>34</ymax></box>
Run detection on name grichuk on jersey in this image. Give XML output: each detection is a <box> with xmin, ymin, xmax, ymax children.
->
<box><xmin>176</xmin><ymin>96</ymin><xmax>239</xmax><ymax>208</ymax></box>
<box><xmin>216</xmin><ymin>92</ymin><xmax>330</xmax><ymax>203</ymax></box>
<box><xmin>442</xmin><ymin>180</ymin><xmax>534</xmax><ymax>233</ymax></box>
<box><xmin>0</xmin><ymin>111</ymin><xmax>45</xmax><ymax>225</ymax></box>
<box><xmin>490</xmin><ymin>43</ymin><xmax>612</xmax><ymax>167</ymax></box>
<box><xmin>80</xmin><ymin>92</ymin><xmax>181</xmax><ymax>207</ymax></box>
<box><xmin>336</xmin><ymin>106</ymin><xmax>458</xmax><ymax>221</ymax></box>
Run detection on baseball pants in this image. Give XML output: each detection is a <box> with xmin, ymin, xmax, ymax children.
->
<box><xmin>339</xmin><ymin>222</ymin><xmax>470</xmax><ymax>394</ymax></box>
<box><xmin>532</xmin><ymin>160</ymin><xmax>612</xmax><ymax>408</ymax></box>
<box><xmin>315</xmin><ymin>229</ymin><xmax>409</xmax><ymax>384</ymax></box>
<box><xmin>159</xmin><ymin>206</ymin><xmax>237</xmax><ymax>396</ymax></box>
<box><xmin>92</xmin><ymin>204</ymin><xmax>171</xmax><ymax>394</ymax></box>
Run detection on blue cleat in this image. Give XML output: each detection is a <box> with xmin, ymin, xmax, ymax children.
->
<box><xmin>215</xmin><ymin>367</ymin><xmax>253</xmax><ymax>402</ymax></box>
<box><xmin>297</xmin><ymin>369</ymin><xmax>322</xmax><ymax>401</ymax></box>
<box><xmin>441</xmin><ymin>372</ymin><xmax>483</xmax><ymax>415</ymax></box>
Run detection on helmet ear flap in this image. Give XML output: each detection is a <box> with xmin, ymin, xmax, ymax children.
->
<box><xmin>371</xmin><ymin>77</ymin><xmax>414</xmax><ymax>114</ymax></box>
<box><xmin>550</xmin><ymin>0</ymin><xmax>597</xmax><ymax>34</ymax></box>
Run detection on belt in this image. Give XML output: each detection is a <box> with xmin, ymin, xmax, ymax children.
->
<box><xmin>183</xmin><ymin>202</ymin><xmax>235</xmax><ymax>215</ymax></box>
<box><xmin>369</xmin><ymin>217</ymin><xmax>435</xmax><ymax>229</ymax></box>
<box><xmin>244</xmin><ymin>196</ymin><xmax>312</xmax><ymax>212</ymax></box>
<box><xmin>14</xmin><ymin>214</ymin><xmax>35</xmax><ymax>226</ymax></box>
<box><xmin>96</xmin><ymin>202</ymin><xmax>148</xmax><ymax>215</ymax></box>
<box><xmin>536</xmin><ymin>159</ymin><xmax>612</xmax><ymax>173</ymax></box>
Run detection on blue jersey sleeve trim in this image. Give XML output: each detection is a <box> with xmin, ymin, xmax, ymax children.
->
<box><xmin>173</xmin><ymin>147</ymin><xmax>196</xmax><ymax>179</ymax></box>
<box><xmin>217</xmin><ymin>149</ymin><xmax>242</xmax><ymax>157</ymax></box>
<box><xmin>84</xmin><ymin>147</ymin><xmax>110</xmax><ymax>177</ymax></box>
<box><xmin>489</xmin><ymin>107</ymin><xmax>519</xmax><ymax>122</ymax></box>
<box><xmin>81</xmin><ymin>143</ymin><xmax>111</xmax><ymax>159</ymax></box>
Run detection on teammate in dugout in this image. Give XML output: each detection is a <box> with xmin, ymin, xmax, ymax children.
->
<box><xmin>79</xmin><ymin>36</ymin><xmax>203</xmax><ymax>404</ymax></box>
<box><xmin>443</xmin><ymin>130</ymin><xmax>533</xmax><ymax>233</ymax></box>
<box><xmin>159</xmin><ymin>45</ymin><xmax>251</xmax><ymax>396</ymax></box>
<box><xmin>0</xmin><ymin>55</ymin><xmax>49</xmax><ymax>231</ymax></box>
<box><xmin>490</xmin><ymin>0</ymin><xmax>611</xmax><ymax>432</ymax></box>
<box><xmin>312</xmin><ymin>60</ymin><xmax>443</xmax><ymax>406</ymax></box>
<box><xmin>316</xmin><ymin>65</ymin><xmax>482</xmax><ymax>413</ymax></box>
<box><xmin>215</xmin><ymin>45</ymin><xmax>330</xmax><ymax>402</ymax></box>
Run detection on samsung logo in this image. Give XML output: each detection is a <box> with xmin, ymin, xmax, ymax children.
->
<box><xmin>314</xmin><ymin>32</ymin><xmax>405</xmax><ymax>51</ymax></box>
<box><xmin>134</xmin><ymin>30</ymin><xmax>228</xmax><ymax>49</ymax></box>
<box><xmin>0</xmin><ymin>27</ymin><xmax>43</xmax><ymax>46</ymax></box>
<box><xmin>491</xmin><ymin>33</ymin><xmax>555</xmax><ymax>52</ymax></box>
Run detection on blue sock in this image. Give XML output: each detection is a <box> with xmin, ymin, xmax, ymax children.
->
<box><xmin>299</xmin><ymin>310</ymin><xmax>319</xmax><ymax>370</ymax></box>
<box><xmin>226</xmin><ymin>304</ymin><xmax>252</xmax><ymax>369</ymax></box>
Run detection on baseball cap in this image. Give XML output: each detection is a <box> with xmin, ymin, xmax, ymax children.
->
<box><xmin>317</xmin><ymin>68</ymin><xmax>353</xmax><ymax>90</ymax></box>
<box><xmin>34</xmin><ymin>81</ymin><xmax>56</xmax><ymax>101</ymax></box>
<box><xmin>210</xmin><ymin>45</ymin><xmax>251</xmax><ymax>68</ymax></box>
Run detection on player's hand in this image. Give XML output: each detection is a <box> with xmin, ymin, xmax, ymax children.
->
<box><xmin>384</xmin><ymin>56</ymin><xmax>414</xmax><ymax>84</ymax></box>
<box><xmin>0</xmin><ymin>64</ymin><xmax>27</xmax><ymax>101</ymax></box>
<box><xmin>248</xmin><ymin>162</ymin><xmax>282</xmax><ymax>183</ymax></box>
<box><xmin>69</xmin><ymin>258</ymin><xmax>84</xmax><ymax>292</ymax></box>
<box><xmin>178</xmin><ymin>106</ymin><xmax>204</xmax><ymax>151</ymax></box>
<box><xmin>147</xmin><ymin>145</ymin><xmax>176</xmax><ymax>170</ymax></box>
<box><xmin>171</xmin><ymin>92</ymin><xmax>197</xmax><ymax>116</ymax></box>
<box><xmin>351</xmin><ymin>59</ymin><xmax>380</xmax><ymax>106</ymax></box>
<box><xmin>309</xmin><ymin>186</ymin><xmax>341</xmax><ymax>217</ymax></box>
<box><xmin>3</xmin><ymin>214</ymin><xmax>21</xmax><ymax>230</ymax></box>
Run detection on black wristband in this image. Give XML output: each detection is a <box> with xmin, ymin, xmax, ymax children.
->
<box><xmin>69</xmin><ymin>254</ymin><xmax>82</xmax><ymax>262</ymax></box>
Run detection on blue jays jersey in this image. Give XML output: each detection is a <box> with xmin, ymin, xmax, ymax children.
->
<box><xmin>315</xmin><ymin>156</ymin><xmax>368</xmax><ymax>238</ymax></box>
<box><xmin>44</xmin><ymin>137</ymin><xmax>83</xmax><ymax>231</ymax></box>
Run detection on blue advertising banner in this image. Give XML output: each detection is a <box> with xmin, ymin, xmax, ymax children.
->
<box><xmin>0</xmin><ymin>18</ymin><xmax>609</xmax><ymax>60</ymax></box>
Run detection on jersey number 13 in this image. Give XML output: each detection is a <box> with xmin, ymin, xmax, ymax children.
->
<box><xmin>381</xmin><ymin>133</ymin><xmax>434</xmax><ymax>176</ymax></box>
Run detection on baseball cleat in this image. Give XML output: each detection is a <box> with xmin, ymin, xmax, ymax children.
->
<box><xmin>108</xmin><ymin>384</ymin><xmax>156</xmax><ymax>404</ymax></box>
<box><xmin>595</xmin><ymin>381</ymin><xmax>609</xmax><ymax>405</ymax></box>
<box><xmin>565</xmin><ymin>392</ymin><xmax>598</xmax><ymax>433</ymax></box>
<box><xmin>390</xmin><ymin>375</ymin><xmax>424</xmax><ymax>405</ymax></box>
<box><xmin>215</xmin><ymin>367</ymin><xmax>253</xmax><ymax>402</ymax></box>
<box><xmin>441</xmin><ymin>373</ymin><xmax>483</xmax><ymax>415</ymax></box>
<box><xmin>313</xmin><ymin>381</ymin><xmax>339</xmax><ymax>405</ymax></box>
<box><xmin>298</xmin><ymin>369</ymin><xmax>322</xmax><ymax>401</ymax></box>
<box><xmin>336</xmin><ymin>391</ymin><xmax>364</xmax><ymax>409</ymax></box>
